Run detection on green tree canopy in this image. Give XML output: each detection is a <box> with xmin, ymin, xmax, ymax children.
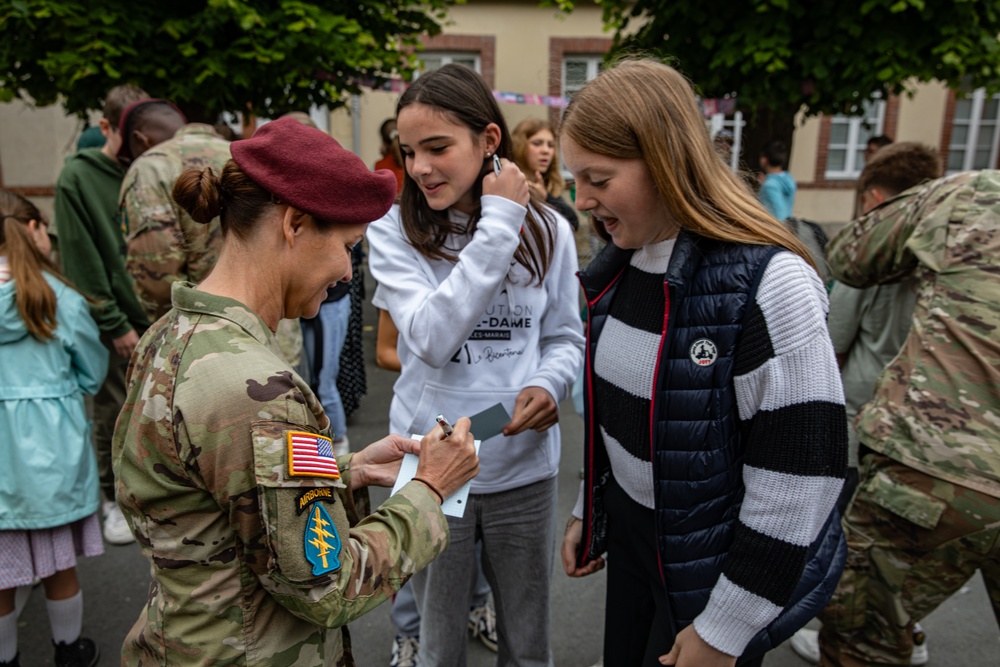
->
<box><xmin>0</xmin><ymin>0</ymin><xmax>455</xmax><ymax>119</ymax></box>
<box><xmin>552</xmin><ymin>0</ymin><xmax>1000</xmax><ymax>165</ymax></box>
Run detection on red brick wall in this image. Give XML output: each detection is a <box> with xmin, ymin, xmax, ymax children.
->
<box><xmin>421</xmin><ymin>34</ymin><xmax>497</xmax><ymax>88</ymax></box>
<box><xmin>939</xmin><ymin>89</ymin><xmax>958</xmax><ymax>160</ymax></box>
<box><xmin>547</xmin><ymin>37</ymin><xmax>613</xmax><ymax>129</ymax></box>
<box><xmin>3</xmin><ymin>186</ymin><xmax>56</xmax><ymax>196</ymax></box>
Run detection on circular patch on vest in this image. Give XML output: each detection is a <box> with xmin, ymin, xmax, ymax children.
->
<box><xmin>690</xmin><ymin>338</ymin><xmax>718</xmax><ymax>367</ymax></box>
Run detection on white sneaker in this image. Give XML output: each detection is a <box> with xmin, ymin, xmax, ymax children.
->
<box><xmin>790</xmin><ymin>629</ymin><xmax>821</xmax><ymax>663</ymax></box>
<box><xmin>468</xmin><ymin>601</ymin><xmax>498</xmax><ymax>652</ymax></box>
<box><xmin>102</xmin><ymin>500</ymin><xmax>134</xmax><ymax>545</ymax></box>
<box><xmin>911</xmin><ymin>623</ymin><xmax>929</xmax><ymax>666</ymax></box>
<box><xmin>333</xmin><ymin>435</ymin><xmax>350</xmax><ymax>458</ymax></box>
<box><xmin>389</xmin><ymin>635</ymin><xmax>418</xmax><ymax>667</ymax></box>
<box><xmin>789</xmin><ymin>627</ymin><xmax>929</xmax><ymax>665</ymax></box>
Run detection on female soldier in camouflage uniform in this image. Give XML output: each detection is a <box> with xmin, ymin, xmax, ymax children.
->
<box><xmin>112</xmin><ymin>117</ymin><xmax>479</xmax><ymax>667</ymax></box>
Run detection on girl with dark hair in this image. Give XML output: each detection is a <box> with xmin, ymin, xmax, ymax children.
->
<box><xmin>367</xmin><ymin>64</ymin><xmax>584</xmax><ymax>665</ymax></box>
<box><xmin>559</xmin><ymin>59</ymin><xmax>847</xmax><ymax>667</ymax></box>
<box><xmin>0</xmin><ymin>190</ymin><xmax>108</xmax><ymax>667</ymax></box>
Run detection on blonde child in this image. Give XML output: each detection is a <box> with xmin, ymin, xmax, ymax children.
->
<box><xmin>559</xmin><ymin>60</ymin><xmax>847</xmax><ymax>667</ymax></box>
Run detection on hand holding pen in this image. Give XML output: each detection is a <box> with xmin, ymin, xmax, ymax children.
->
<box><xmin>436</xmin><ymin>414</ymin><xmax>454</xmax><ymax>438</ymax></box>
<box><xmin>482</xmin><ymin>154</ymin><xmax>529</xmax><ymax>207</ymax></box>
<box><xmin>413</xmin><ymin>415</ymin><xmax>478</xmax><ymax>504</ymax></box>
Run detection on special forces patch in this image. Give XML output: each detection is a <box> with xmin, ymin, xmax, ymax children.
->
<box><xmin>304</xmin><ymin>501</ymin><xmax>342</xmax><ymax>575</ymax></box>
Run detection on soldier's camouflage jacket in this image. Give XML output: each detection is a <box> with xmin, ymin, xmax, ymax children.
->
<box><xmin>826</xmin><ymin>170</ymin><xmax>1000</xmax><ymax>498</ymax></box>
<box><xmin>112</xmin><ymin>282</ymin><xmax>448</xmax><ymax>666</ymax></box>
<box><xmin>120</xmin><ymin>123</ymin><xmax>303</xmax><ymax>366</ymax></box>
<box><xmin>120</xmin><ymin>123</ymin><xmax>231</xmax><ymax>323</ymax></box>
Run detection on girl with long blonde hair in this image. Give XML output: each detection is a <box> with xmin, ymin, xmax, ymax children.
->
<box><xmin>560</xmin><ymin>59</ymin><xmax>846</xmax><ymax>667</ymax></box>
<box><xmin>511</xmin><ymin>117</ymin><xmax>579</xmax><ymax>229</ymax></box>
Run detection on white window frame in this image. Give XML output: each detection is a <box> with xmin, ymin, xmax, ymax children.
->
<box><xmin>825</xmin><ymin>97</ymin><xmax>886</xmax><ymax>179</ymax></box>
<box><xmin>708</xmin><ymin>111</ymin><xmax>745</xmax><ymax>172</ymax></box>
<box><xmin>417</xmin><ymin>52</ymin><xmax>481</xmax><ymax>76</ymax></box>
<box><xmin>947</xmin><ymin>88</ymin><xmax>1000</xmax><ymax>174</ymax></box>
<box><xmin>562</xmin><ymin>55</ymin><xmax>602</xmax><ymax>98</ymax></box>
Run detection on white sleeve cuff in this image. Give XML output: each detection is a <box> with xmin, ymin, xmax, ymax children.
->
<box><xmin>571</xmin><ymin>480</ymin><xmax>585</xmax><ymax>520</ymax></box>
<box><xmin>692</xmin><ymin>575</ymin><xmax>782</xmax><ymax>657</ymax></box>
<box><xmin>480</xmin><ymin>195</ymin><xmax>527</xmax><ymax>237</ymax></box>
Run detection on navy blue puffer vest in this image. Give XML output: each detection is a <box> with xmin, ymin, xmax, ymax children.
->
<box><xmin>577</xmin><ymin>230</ymin><xmax>846</xmax><ymax>661</ymax></box>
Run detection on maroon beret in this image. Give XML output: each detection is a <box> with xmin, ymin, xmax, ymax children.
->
<box><xmin>231</xmin><ymin>116</ymin><xmax>397</xmax><ymax>225</ymax></box>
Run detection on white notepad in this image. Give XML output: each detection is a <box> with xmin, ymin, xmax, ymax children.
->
<box><xmin>390</xmin><ymin>436</ymin><xmax>482</xmax><ymax>517</ymax></box>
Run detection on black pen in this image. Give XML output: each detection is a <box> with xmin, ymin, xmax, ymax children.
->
<box><xmin>435</xmin><ymin>414</ymin><xmax>454</xmax><ymax>438</ymax></box>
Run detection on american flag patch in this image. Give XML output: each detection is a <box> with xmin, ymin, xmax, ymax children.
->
<box><xmin>287</xmin><ymin>431</ymin><xmax>341</xmax><ymax>479</ymax></box>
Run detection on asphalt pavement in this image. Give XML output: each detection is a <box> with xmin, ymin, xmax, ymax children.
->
<box><xmin>13</xmin><ymin>264</ymin><xmax>997</xmax><ymax>666</ymax></box>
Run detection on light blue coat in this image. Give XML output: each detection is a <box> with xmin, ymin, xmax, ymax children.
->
<box><xmin>0</xmin><ymin>271</ymin><xmax>108</xmax><ymax>530</ymax></box>
<box><xmin>759</xmin><ymin>171</ymin><xmax>797</xmax><ymax>221</ymax></box>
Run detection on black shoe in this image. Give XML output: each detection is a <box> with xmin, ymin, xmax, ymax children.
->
<box><xmin>53</xmin><ymin>637</ymin><xmax>99</xmax><ymax>667</ymax></box>
<box><xmin>0</xmin><ymin>653</ymin><xmax>20</xmax><ymax>667</ymax></box>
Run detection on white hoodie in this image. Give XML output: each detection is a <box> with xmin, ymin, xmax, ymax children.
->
<box><xmin>367</xmin><ymin>196</ymin><xmax>585</xmax><ymax>493</ymax></box>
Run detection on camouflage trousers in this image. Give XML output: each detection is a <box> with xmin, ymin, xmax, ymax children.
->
<box><xmin>92</xmin><ymin>335</ymin><xmax>130</xmax><ymax>499</ymax></box>
<box><xmin>818</xmin><ymin>451</ymin><xmax>1000</xmax><ymax>666</ymax></box>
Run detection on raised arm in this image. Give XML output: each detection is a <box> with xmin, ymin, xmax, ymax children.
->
<box><xmin>367</xmin><ymin>197</ymin><xmax>526</xmax><ymax>367</ymax></box>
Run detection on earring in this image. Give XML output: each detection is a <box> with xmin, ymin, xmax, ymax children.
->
<box><xmin>486</xmin><ymin>152</ymin><xmax>492</xmax><ymax>158</ymax></box>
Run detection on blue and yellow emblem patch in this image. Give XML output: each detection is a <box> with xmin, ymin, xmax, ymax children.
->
<box><xmin>304</xmin><ymin>501</ymin><xmax>341</xmax><ymax>576</ymax></box>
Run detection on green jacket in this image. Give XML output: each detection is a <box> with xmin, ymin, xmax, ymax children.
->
<box><xmin>54</xmin><ymin>147</ymin><xmax>148</xmax><ymax>337</ymax></box>
<box><xmin>113</xmin><ymin>282</ymin><xmax>448</xmax><ymax>666</ymax></box>
<box><xmin>827</xmin><ymin>170</ymin><xmax>1000</xmax><ymax>498</ymax></box>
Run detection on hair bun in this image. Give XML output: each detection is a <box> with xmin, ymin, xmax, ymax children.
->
<box><xmin>172</xmin><ymin>167</ymin><xmax>223</xmax><ymax>224</ymax></box>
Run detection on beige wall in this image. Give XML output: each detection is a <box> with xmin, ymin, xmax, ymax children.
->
<box><xmin>0</xmin><ymin>99</ymin><xmax>100</xmax><ymax>222</ymax></box>
<box><xmin>790</xmin><ymin>112</ymin><xmax>857</xmax><ymax>222</ymax></box>
<box><xmin>789</xmin><ymin>110</ymin><xmax>820</xmax><ymax>185</ymax></box>
<box><xmin>328</xmin><ymin>0</ymin><xmax>608</xmax><ymax>169</ymax></box>
<box><xmin>895</xmin><ymin>80</ymin><xmax>948</xmax><ymax>148</ymax></box>
<box><xmin>795</xmin><ymin>189</ymin><xmax>857</xmax><ymax>226</ymax></box>
<box><xmin>0</xmin><ymin>100</ymin><xmax>84</xmax><ymax>188</ymax></box>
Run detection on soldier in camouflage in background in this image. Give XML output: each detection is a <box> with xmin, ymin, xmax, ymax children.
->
<box><xmin>816</xmin><ymin>170</ymin><xmax>1000</xmax><ymax>666</ymax></box>
<box><xmin>113</xmin><ymin>117</ymin><xmax>479</xmax><ymax>666</ymax></box>
<box><xmin>117</xmin><ymin>99</ymin><xmax>303</xmax><ymax>366</ymax></box>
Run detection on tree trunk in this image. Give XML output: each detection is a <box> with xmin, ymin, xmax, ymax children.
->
<box><xmin>735</xmin><ymin>103</ymin><xmax>800</xmax><ymax>183</ymax></box>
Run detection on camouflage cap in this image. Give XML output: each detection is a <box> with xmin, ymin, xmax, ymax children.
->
<box><xmin>231</xmin><ymin>116</ymin><xmax>397</xmax><ymax>225</ymax></box>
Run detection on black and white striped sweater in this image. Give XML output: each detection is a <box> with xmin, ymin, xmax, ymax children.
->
<box><xmin>579</xmin><ymin>239</ymin><xmax>846</xmax><ymax>656</ymax></box>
